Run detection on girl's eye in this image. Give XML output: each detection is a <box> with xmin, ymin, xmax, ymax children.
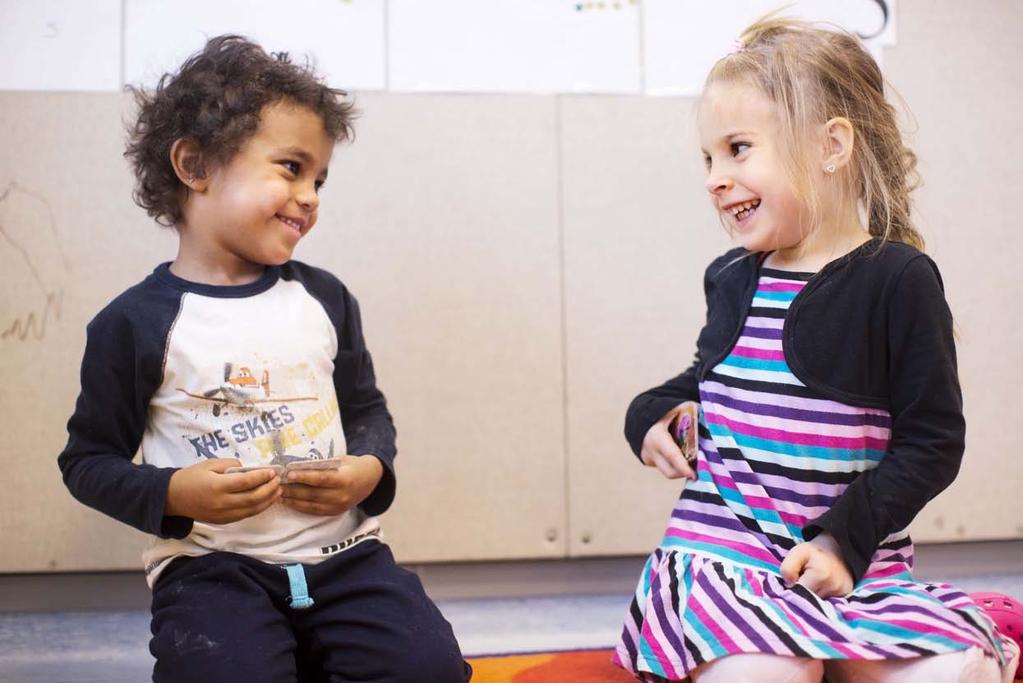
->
<box><xmin>702</xmin><ymin>154</ymin><xmax>712</xmax><ymax>171</ymax></box>
<box><xmin>314</xmin><ymin>180</ymin><xmax>325</xmax><ymax>193</ymax></box>
<box><xmin>281</xmin><ymin>160</ymin><xmax>300</xmax><ymax>175</ymax></box>
<box><xmin>730</xmin><ymin>142</ymin><xmax>750</xmax><ymax>156</ymax></box>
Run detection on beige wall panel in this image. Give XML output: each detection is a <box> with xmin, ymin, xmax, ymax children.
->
<box><xmin>301</xmin><ymin>94</ymin><xmax>567</xmax><ymax>562</ymax></box>
<box><xmin>1</xmin><ymin>93</ymin><xmax>176</xmax><ymax>570</ymax></box>
<box><xmin>561</xmin><ymin>95</ymin><xmax>732</xmax><ymax>556</ymax></box>
<box><xmin>884</xmin><ymin>0</ymin><xmax>1023</xmax><ymax>541</ymax></box>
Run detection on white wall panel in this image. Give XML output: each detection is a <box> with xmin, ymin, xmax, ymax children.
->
<box><xmin>124</xmin><ymin>0</ymin><xmax>386</xmax><ymax>90</ymax></box>
<box><xmin>0</xmin><ymin>0</ymin><xmax>121</xmax><ymax>91</ymax></box>
<box><xmin>389</xmin><ymin>0</ymin><xmax>641</xmax><ymax>94</ymax></box>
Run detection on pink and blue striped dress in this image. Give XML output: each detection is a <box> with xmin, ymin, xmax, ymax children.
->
<box><xmin>614</xmin><ymin>269</ymin><xmax>1008</xmax><ymax>681</ymax></box>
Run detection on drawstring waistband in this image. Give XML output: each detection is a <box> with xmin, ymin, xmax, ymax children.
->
<box><xmin>285</xmin><ymin>564</ymin><xmax>315</xmax><ymax>609</ymax></box>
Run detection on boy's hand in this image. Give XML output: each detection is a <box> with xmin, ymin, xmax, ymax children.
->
<box><xmin>165</xmin><ymin>459</ymin><xmax>282</xmax><ymax>524</ymax></box>
<box><xmin>281</xmin><ymin>455</ymin><xmax>384</xmax><ymax>516</ymax></box>
<box><xmin>780</xmin><ymin>534</ymin><xmax>854</xmax><ymax>599</ymax></box>
<box><xmin>640</xmin><ymin>404</ymin><xmax>697</xmax><ymax>480</ymax></box>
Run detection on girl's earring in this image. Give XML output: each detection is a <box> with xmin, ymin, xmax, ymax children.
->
<box><xmin>825</xmin><ymin>164</ymin><xmax>837</xmax><ymax>174</ymax></box>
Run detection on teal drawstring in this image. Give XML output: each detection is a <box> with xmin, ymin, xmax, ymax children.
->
<box><xmin>285</xmin><ymin>564</ymin><xmax>315</xmax><ymax>609</ymax></box>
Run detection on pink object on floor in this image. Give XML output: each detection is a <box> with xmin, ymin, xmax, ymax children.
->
<box><xmin>971</xmin><ymin>592</ymin><xmax>1023</xmax><ymax>680</ymax></box>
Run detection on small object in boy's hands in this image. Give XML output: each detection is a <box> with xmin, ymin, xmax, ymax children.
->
<box><xmin>670</xmin><ymin>402</ymin><xmax>700</xmax><ymax>463</ymax></box>
<box><xmin>224</xmin><ymin>464</ymin><xmax>284</xmax><ymax>476</ymax></box>
<box><xmin>285</xmin><ymin>457</ymin><xmax>345</xmax><ymax>472</ymax></box>
<box><xmin>225</xmin><ymin>458</ymin><xmax>345</xmax><ymax>477</ymax></box>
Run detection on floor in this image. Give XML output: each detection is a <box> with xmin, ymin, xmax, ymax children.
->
<box><xmin>1</xmin><ymin>563</ymin><xmax>1021</xmax><ymax>682</ymax></box>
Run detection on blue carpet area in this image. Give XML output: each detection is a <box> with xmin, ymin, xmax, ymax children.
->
<box><xmin>1</xmin><ymin>578</ymin><xmax>1020</xmax><ymax>683</ymax></box>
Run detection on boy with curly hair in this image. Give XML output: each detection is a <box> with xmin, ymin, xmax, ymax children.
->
<box><xmin>58</xmin><ymin>35</ymin><xmax>470</xmax><ymax>683</ymax></box>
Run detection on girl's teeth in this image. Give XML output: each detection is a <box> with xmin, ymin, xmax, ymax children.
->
<box><xmin>729</xmin><ymin>200</ymin><xmax>760</xmax><ymax>218</ymax></box>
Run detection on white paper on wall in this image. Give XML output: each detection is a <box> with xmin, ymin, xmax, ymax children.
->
<box><xmin>0</xmin><ymin>0</ymin><xmax>121</xmax><ymax>92</ymax></box>
<box><xmin>644</xmin><ymin>0</ymin><xmax>896</xmax><ymax>96</ymax></box>
<box><xmin>124</xmin><ymin>0</ymin><xmax>386</xmax><ymax>91</ymax></box>
<box><xmin>2</xmin><ymin>0</ymin><xmax>898</xmax><ymax>96</ymax></box>
<box><xmin>389</xmin><ymin>0</ymin><xmax>641</xmax><ymax>94</ymax></box>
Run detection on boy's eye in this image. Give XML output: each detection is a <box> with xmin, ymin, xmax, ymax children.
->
<box><xmin>314</xmin><ymin>180</ymin><xmax>325</xmax><ymax>193</ymax></box>
<box><xmin>702</xmin><ymin>154</ymin><xmax>712</xmax><ymax>172</ymax></box>
<box><xmin>281</xmin><ymin>160</ymin><xmax>300</xmax><ymax>175</ymax></box>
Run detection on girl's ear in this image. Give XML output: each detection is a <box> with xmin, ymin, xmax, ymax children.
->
<box><xmin>169</xmin><ymin>138</ymin><xmax>210</xmax><ymax>191</ymax></box>
<box><xmin>822</xmin><ymin>117</ymin><xmax>855</xmax><ymax>173</ymax></box>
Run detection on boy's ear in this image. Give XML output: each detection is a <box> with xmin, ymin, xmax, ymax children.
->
<box><xmin>169</xmin><ymin>138</ymin><xmax>210</xmax><ymax>191</ymax></box>
<box><xmin>822</xmin><ymin>117</ymin><xmax>855</xmax><ymax>172</ymax></box>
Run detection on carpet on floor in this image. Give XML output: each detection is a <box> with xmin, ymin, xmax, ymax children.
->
<box><xmin>467</xmin><ymin>648</ymin><xmax>636</xmax><ymax>682</ymax></box>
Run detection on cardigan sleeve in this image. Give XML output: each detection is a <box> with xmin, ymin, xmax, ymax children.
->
<box><xmin>623</xmin><ymin>257</ymin><xmax>720</xmax><ymax>458</ymax></box>
<box><xmin>803</xmin><ymin>255</ymin><xmax>964</xmax><ymax>583</ymax></box>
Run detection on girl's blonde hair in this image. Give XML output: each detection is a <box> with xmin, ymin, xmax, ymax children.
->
<box><xmin>706</xmin><ymin>16</ymin><xmax>923</xmax><ymax>250</ymax></box>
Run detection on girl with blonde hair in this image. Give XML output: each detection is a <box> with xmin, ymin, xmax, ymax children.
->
<box><xmin>614</xmin><ymin>17</ymin><xmax>1020</xmax><ymax>683</ymax></box>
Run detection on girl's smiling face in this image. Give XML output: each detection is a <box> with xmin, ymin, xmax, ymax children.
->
<box><xmin>699</xmin><ymin>80</ymin><xmax>810</xmax><ymax>254</ymax></box>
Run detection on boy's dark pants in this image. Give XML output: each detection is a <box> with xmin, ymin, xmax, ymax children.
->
<box><xmin>150</xmin><ymin>540</ymin><xmax>471</xmax><ymax>682</ymax></box>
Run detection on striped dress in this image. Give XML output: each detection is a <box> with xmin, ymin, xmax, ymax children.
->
<box><xmin>614</xmin><ymin>269</ymin><xmax>1008</xmax><ymax>681</ymax></box>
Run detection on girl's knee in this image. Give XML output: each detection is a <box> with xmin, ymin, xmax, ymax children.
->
<box><xmin>958</xmin><ymin>646</ymin><xmax>1013</xmax><ymax>683</ymax></box>
<box><xmin>691</xmin><ymin>654</ymin><xmax>822</xmax><ymax>683</ymax></box>
<box><xmin>825</xmin><ymin>648</ymin><xmax>1010</xmax><ymax>683</ymax></box>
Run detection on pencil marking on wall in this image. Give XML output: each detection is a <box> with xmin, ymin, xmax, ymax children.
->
<box><xmin>0</xmin><ymin>181</ymin><xmax>69</xmax><ymax>342</ymax></box>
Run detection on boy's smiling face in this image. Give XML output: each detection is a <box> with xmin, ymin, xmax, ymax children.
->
<box><xmin>178</xmin><ymin>101</ymin><xmax>335</xmax><ymax>282</ymax></box>
<box><xmin>699</xmin><ymin>80</ymin><xmax>809</xmax><ymax>254</ymax></box>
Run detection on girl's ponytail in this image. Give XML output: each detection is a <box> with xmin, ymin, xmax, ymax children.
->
<box><xmin>858</xmin><ymin>93</ymin><xmax>924</xmax><ymax>250</ymax></box>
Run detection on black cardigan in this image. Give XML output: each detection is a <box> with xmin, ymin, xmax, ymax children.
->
<box><xmin>625</xmin><ymin>239</ymin><xmax>964</xmax><ymax>583</ymax></box>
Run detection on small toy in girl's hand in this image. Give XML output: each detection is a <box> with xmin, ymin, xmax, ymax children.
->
<box><xmin>670</xmin><ymin>402</ymin><xmax>700</xmax><ymax>463</ymax></box>
<box><xmin>970</xmin><ymin>592</ymin><xmax>1023</xmax><ymax>679</ymax></box>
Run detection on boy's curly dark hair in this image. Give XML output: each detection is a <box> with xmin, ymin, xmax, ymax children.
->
<box><xmin>125</xmin><ymin>35</ymin><xmax>356</xmax><ymax>226</ymax></box>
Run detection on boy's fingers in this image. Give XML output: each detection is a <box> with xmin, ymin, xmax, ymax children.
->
<box><xmin>281</xmin><ymin>482</ymin><xmax>349</xmax><ymax>506</ymax></box>
<box><xmin>233</xmin><ymin>490</ymin><xmax>283</xmax><ymax>520</ymax></box>
<box><xmin>220</xmin><ymin>467</ymin><xmax>279</xmax><ymax>493</ymax></box>
<box><xmin>227</xmin><ymin>476</ymin><xmax>281</xmax><ymax>507</ymax></box>
<box><xmin>251</xmin><ymin>489</ymin><xmax>284</xmax><ymax>515</ymax></box>
<box><xmin>223</xmin><ymin>495</ymin><xmax>281</xmax><ymax>523</ymax></box>
<box><xmin>282</xmin><ymin>468</ymin><xmax>344</xmax><ymax>486</ymax></box>
<box><xmin>281</xmin><ymin>482</ymin><xmax>321</xmax><ymax>501</ymax></box>
<box><xmin>205</xmin><ymin>458</ymin><xmax>242</xmax><ymax>473</ymax></box>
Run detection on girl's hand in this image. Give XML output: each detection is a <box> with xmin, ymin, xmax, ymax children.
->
<box><xmin>165</xmin><ymin>458</ymin><xmax>282</xmax><ymax>524</ymax></box>
<box><xmin>780</xmin><ymin>534</ymin><xmax>854</xmax><ymax>598</ymax></box>
<box><xmin>280</xmin><ymin>455</ymin><xmax>384</xmax><ymax>516</ymax></box>
<box><xmin>640</xmin><ymin>404</ymin><xmax>697</xmax><ymax>480</ymax></box>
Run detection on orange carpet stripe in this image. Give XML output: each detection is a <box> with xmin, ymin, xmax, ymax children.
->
<box><xmin>466</xmin><ymin>649</ymin><xmax>636</xmax><ymax>682</ymax></box>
